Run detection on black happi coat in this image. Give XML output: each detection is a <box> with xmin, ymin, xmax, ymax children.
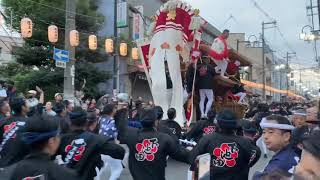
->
<box><xmin>121</xmin><ymin>127</ymin><xmax>189</xmax><ymax>180</ymax></box>
<box><xmin>57</xmin><ymin>130</ymin><xmax>125</xmax><ymax>180</ymax></box>
<box><xmin>0</xmin><ymin>116</ymin><xmax>29</xmax><ymax>167</ymax></box>
<box><xmin>186</xmin><ymin>120</ymin><xmax>217</xmax><ymax>142</ymax></box>
<box><xmin>190</xmin><ymin>132</ymin><xmax>261</xmax><ymax>180</ymax></box>
<box><xmin>10</xmin><ymin>152</ymin><xmax>78</xmax><ymax>180</ymax></box>
<box><xmin>160</xmin><ymin>119</ymin><xmax>182</xmax><ymax>139</ymax></box>
<box><xmin>197</xmin><ymin>63</ymin><xmax>216</xmax><ymax>90</ymax></box>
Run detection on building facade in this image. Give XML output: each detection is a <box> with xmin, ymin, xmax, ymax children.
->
<box><xmin>290</xmin><ymin>63</ymin><xmax>320</xmax><ymax>97</ymax></box>
<box><xmin>0</xmin><ymin>20</ymin><xmax>23</xmax><ymax>66</ymax></box>
<box><xmin>0</xmin><ymin>35</ymin><xmax>23</xmax><ymax>65</ymax></box>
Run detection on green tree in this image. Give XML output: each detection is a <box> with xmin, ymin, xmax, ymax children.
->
<box><xmin>2</xmin><ymin>0</ymin><xmax>110</xmax><ymax>99</ymax></box>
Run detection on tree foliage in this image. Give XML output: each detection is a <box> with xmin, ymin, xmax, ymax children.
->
<box><xmin>2</xmin><ymin>0</ymin><xmax>111</xmax><ymax>99</ymax></box>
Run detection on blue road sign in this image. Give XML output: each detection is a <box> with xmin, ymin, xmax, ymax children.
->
<box><xmin>53</xmin><ymin>47</ymin><xmax>69</xmax><ymax>62</ymax></box>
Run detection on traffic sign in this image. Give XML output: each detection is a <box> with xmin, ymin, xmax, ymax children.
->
<box><xmin>53</xmin><ymin>47</ymin><xmax>69</xmax><ymax>62</ymax></box>
<box><xmin>55</xmin><ymin>61</ymin><xmax>66</xmax><ymax>68</ymax></box>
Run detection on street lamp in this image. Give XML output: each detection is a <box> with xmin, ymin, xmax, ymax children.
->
<box><xmin>236</xmin><ymin>34</ymin><xmax>260</xmax><ymax>52</ymax></box>
<box><xmin>299</xmin><ymin>25</ymin><xmax>318</xmax><ymax>41</ymax></box>
<box><xmin>248</xmin><ymin>35</ymin><xmax>260</xmax><ymax>47</ymax></box>
<box><xmin>275</xmin><ymin>64</ymin><xmax>285</xmax><ymax>70</ymax></box>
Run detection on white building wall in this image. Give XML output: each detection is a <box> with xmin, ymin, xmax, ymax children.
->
<box><xmin>0</xmin><ymin>35</ymin><xmax>23</xmax><ymax>65</ymax></box>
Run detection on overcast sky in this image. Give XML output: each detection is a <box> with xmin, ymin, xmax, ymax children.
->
<box><xmin>186</xmin><ymin>0</ymin><xmax>318</xmax><ymax>67</ymax></box>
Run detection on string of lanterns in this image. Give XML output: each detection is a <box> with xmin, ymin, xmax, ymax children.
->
<box><xmin>20</xmin><ymin>17</ymin><xmax>139</xmax><ymax>60</ymax></box>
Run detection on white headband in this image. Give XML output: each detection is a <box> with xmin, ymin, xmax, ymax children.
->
<box><xmin>260</xmin><ymin>118</ymin><xmax>295</xmax><ymax>130</ymax></box>
<box><xmin>293</xmin><ymin>112</ymin><xmax>307</xmax><ymax>116</ymax></box>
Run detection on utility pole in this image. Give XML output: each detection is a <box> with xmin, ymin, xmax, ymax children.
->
<box><xmin>63</xmin><ymin>0</ymin><xmax>76</xmax><ymax>100</ymax></box>
<box><xmin>318</xmin><ymin>0</ymin><xmax>320</xmax><ymax>28</ymax></box>
<box><xmin>286</xmin><ymin>52</ymin><xmax>289</xmax><ymax>96</ymax></box>
<box><xmin>113</xmin><ymin>0</ymin><xmax>119</xmax><ymax>93</ymax></box>
<box><xmin>279</xmin><ymin>70</ymin><xmax>282</xmax><ymax>90</ymax></box>
<box><xmin>318</xmin><ymin>0</ymin><xmax>320</xmax><ymax>66</ymax></box>
<box><xmin>262</xmin><ymin>21</ymin><xmax>277</xmax><ymax>100</ymax></box>
<box><xmin>300</xmin><ymin>70</ymin><xmax>302</xmax><ymax>95</ymax></box>
<box><xmin>286</xmin><ymin>52</ymin><xmax>296</xmax><ymax>96</ymax></box>
<box><xmin>307</xmin><ymin>0</ymin><xmax>319</xmax><ymax>66</ymax></box>
<box><xmin>262</xmin><ymin>22</ymin><xmax>265</xmax><ymax>100</ymax></box>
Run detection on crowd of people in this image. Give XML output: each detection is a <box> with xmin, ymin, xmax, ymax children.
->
<box><xmin>0</xmin><ymin>83</ymin><xmax>320</xmax><ymax>180</ymax></box>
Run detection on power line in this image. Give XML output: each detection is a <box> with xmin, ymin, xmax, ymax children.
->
<box><xmin>22</xmin><ymin>0</ymin><xmax>102</xmax><ymax>20</ymax></box>
<box><xmin>250</xmin><ymin>0</ymin><xmax>275</xmax><ymax>21</ymax></box>
<box><xmin>220</xmin><ymin>14</ymin><xmax>238</xmax><ymax>29</ymax></box>
<box><xmin>0</xmin><ymin>0</ymin><xmax>105</xmax><ymax>29</ymax></box>
<box><xmin>250</xmin><ymin>0</ymin><xmax>296</xmax><ymax>53</ymax></box>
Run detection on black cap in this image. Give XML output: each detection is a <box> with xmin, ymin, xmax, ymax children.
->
<box><xmin>242</xmin><ymin>120</ymin><xmax>257</xmax><ymax>134</ymax></box>
<box><xmin>140</xmin><ymin>108</ymin><xmax>157</xmax><ymax>123</ymax></box>
<box><xmin>140</xmin><ymin>109</ymin><xmax>157</xmax><ymax>128</ymax></box>
<box><xmin>302</xmin><ymin>130</ymin><xmax>320</xmax><ymax>160</ymax></box>
<box><xmin>53</xmin><ymin>102</ymin><xmax>65</xmax><ymax>114</ymax></box>
<box><xmin>22</xmin><ymin>116</ymin><xmax>59</xmax><ymax>145</ymax></box>
<box><xmin>217</xmin><ymin>108</ymin><xmax>238</xmax><ymax>129</ymax></box>
<box><xmin>69</xmin><ymin>107</ymin><xmax>87</xmax><ymax>126</ymax></box>
<box><xmin>291</xmin><ymin>126</ymin><xmax>310</xmax><ymax>146</ymax></box>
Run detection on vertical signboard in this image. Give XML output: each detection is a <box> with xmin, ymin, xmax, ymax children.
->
<box><xmin>117</xmin><ymin>2</ymin><xmax>127</xmax><ymax>28</ymax></box>
<box><xmin>132</xmin><ymin>6</ymin><xmax>144</xmax><ymax>40</ymax></box>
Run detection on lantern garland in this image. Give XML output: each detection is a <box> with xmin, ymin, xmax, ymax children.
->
<box><xmin>20</xmin><ymin>17</ymin><xmax>136</xmax><ymax>58</ymax></box>
<box><xmin>88</xmin><ymin>35</ymin><xmax>98</xmax><ymax>50</ymax></box>
<box><xmin>20</xmin><ymin>17</ymin><xmax>33</xmax><ymax>38</ymax></box>
<box><xmin>131</xmin><ymin>47</ymin><xmax>139</xmax><ymax>60</ymax></box>
<box><xmin>70</xmin><ymin>30</ymin><xmax>80</xmax><ymax>47</ymax></box>
<box><xmin>105</xmin><ymin>38</ymin><xmax>114</xmax><ymax>53</ymax></box>
<box><xmin>48</xmin><ymin>25</ymin><xmax>58</xmax><ymax>43</ymax></box>
<box><xmin>119</xmin><ymin>42</ymin><xmax>128</xmax><ymax>56</ymax></box>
